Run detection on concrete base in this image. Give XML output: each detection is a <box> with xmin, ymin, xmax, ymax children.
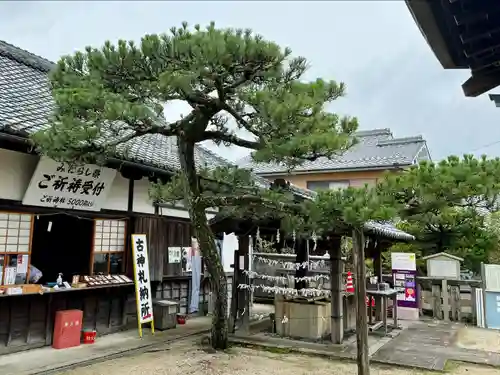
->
<box><xmin>275</xmin><ymin>297</ymin><xmax>331</xmax><ymax>339</ymax></box>
<box><xmin>397</xmin><ymin>306</ymin><xmax>419</xmax><ymax>320</ymax></box>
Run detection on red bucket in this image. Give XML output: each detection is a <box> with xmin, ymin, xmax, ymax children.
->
<box><xmin>82</xmin><ymin>329</ymin><xmax>96</xmax><ymax>344</ymax></box>
<box><xmin>177</xmin><ymin>314</ymin><xmax>186</xmax><ymax>325</ymax></box>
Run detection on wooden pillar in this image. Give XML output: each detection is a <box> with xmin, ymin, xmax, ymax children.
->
<box><xmin>353</xmin><ymin>228</ymin><xmax>370</xmax><ymax>375</ymax></box>
<box><xmin>372</xmin><ymin>240</ymin><xmax>384</xmax><ymax>320</ymax></box>
<box><xmin>442</xmin><ymin>279</ymin><xmax>449</xmax><ymax>321</ymax></box>
<box><xmin>237</xmin><ymin>235</ymin><xmax>250</xmax><ymax>333</ymax></box>
<box><xmin>372</xmin><ymin>241</ymin><xmax>383</xmax><ymax>282</ymax></box>
<box><xmin>432</xmin><ymin>283</ymin><xmax>442</xmax><ymax>319</ymax></box>
<box><xmin>229</xmin><ymin>250</ymin><xmax>239</xmax><ymax>333</ymax></box>
<box><xmin>295</xmin><ymin>238</ymin><xmax>309</xmax><ymax>290</ymax></box>
<box><xmin>329</xmin><ymin>236</ymin><xmax>344</xmax><ymax>344</ymax></box>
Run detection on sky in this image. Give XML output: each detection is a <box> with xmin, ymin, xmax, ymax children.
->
<box><xmin>1</xmin><ymin>0</ymin><xmax>499</xmax><ymax>162</ymax></box>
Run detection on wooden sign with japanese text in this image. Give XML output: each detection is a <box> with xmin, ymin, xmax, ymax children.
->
<box><xmin>131</xmin><ymin>234</ymin><xmax>154</xmax><ymax>337</ymax></box>
<box><xmin>22</xmin><ymin>157</ymin><xmax>116</xmax><ymax>211</ymax></box>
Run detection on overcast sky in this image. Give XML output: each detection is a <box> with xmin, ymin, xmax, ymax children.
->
<box><xmin>1</xmin><ymin>1</ymin><xmax>499</xmax><ymax>162</ymax></box>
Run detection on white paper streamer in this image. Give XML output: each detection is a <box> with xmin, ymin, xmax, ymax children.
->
<box><xmin>279</xmin><ymin>314</ymin><xmax>325</xmax><ymax>323</ymax></box>
<box><xmin>242</xmin><ymin>269</ymin><xmax>329</xmax><ymax>284</ymax></box>
<box><xmin>253</xmin><ymin>255</ymin><xmax>328</xmax><ymax>270</ymax></box>
<box><xmin>237</xmin><ymin>283</ymin><xmax>331</xmax><ymax>297</ymax></box>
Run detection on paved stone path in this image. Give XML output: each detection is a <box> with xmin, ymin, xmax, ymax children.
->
<box><xmin>231</xmin><ymin>319</ymin><xmax>500</xmax><ymax>371</ymax></box>
<box><xmin>372</xmin><ymin>320</ymin><xmax>500</xmax><ymax>370</ymax></box>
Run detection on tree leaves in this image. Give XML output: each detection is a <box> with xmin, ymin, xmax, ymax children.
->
<box><xmin>33</xmin><ymin>22</ymin><xmax>358</xmax><ymax>172</ymax></box>
<box><xmin>303</xmin><ymin>185</ymin><xmax>398</xmax><ymax>236</ymax></box>
<box><xmin>32</xmin><ymin>21</ymin><xmax>364</xmax><ymax>241</ymax></box>
<box><xmin>379</xmin><ymin>155</ymin><xmax>500</xmax><ymax>272</ymax></box>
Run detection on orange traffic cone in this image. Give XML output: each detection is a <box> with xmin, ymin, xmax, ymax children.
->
<box><xmin>346</xmin><ymin>271</ymin><xmax>354</xmax><ymax>293</ymax></box>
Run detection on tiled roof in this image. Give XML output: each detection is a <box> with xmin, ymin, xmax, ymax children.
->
<box><xmin>363</xmin><ymin>221</ymin><xmax>415</xmax><ymax>242</ymax></box>
<box><xmin>237</xmin><ymin>128</ymin><xmax>430</xmax><ymax>175</ymax></box>
<box><xmin>0</xmin><ymin>40</ymin><xmax>315</xmax><ymax>199</ymax></box>
<box><xmin>0</xmin><ymin>41</ymin><xmax>226</xmax><ymax>172</ymax></box>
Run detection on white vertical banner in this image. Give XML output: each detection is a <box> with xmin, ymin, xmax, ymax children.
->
<box><xmin>131</xmin><ymin>234</ymin><xmax>154</xmax><ymax>333</ymax></box>
<box><xmin>190</xmin><ymin>237</ymin><xmax>202</xmax><ymax>314</ymax></box>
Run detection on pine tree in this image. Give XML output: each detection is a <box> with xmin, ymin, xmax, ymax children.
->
<box><xmin>305</xmin><ymin>186</ymin><xmax>397</xmax><ymax>375</ymax></box>
<box><xmin>380</xmin><ymin>155</ymin><xmax>500</xmax><ymax>273</ymax></box>
<box><xmin>32</xmin><ymin>22</ymin><xmax>359</xmax><ymax>349</ymax></box>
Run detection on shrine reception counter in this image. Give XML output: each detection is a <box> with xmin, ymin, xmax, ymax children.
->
<box><xmin>0</xmin><ymin>283</ymin><xmax>137</xmax><ymax>355</ymax></box>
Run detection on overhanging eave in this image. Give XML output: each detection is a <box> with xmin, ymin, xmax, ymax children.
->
<box><xmin>463</xmin><ymin>73</ymin><xmax>500</xmax><ymax>98</ymax></box>
<box><xmin>405</xmin><ymin>0</ymin><xmax>459</xmax><ymax>69</ymax></box>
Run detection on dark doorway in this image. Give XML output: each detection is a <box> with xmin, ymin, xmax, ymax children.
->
<box><xmin>30</xmin><ymin>214</ymin><xmax>94</xmax><ymax>284</ymax></box>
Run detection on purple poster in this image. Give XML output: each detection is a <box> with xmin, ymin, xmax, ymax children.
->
<box><xmin>392</xmin><ymin>269</ymin><xmax>418</xmax><ymax>309</ymax></box>
<box><xmin>391</xmin><ymin>252</ymin><xmax>418</xmax><ymax>310</ymax></box>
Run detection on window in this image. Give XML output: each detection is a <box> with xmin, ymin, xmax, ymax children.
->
<box><xmin>349</xmin><ymin>179</ymin><xmax>376</xmax><ymax>187</ymax></box>
<box><xmin>306</xmin><ymin>180</ymin><xmax>350</xmax><ymax>191</ymax></box>
<box><xmin>0</xmin><ymin>212</ymin><xmax>33</xmax><ymax>285</ymax></box>
<box><xmin>92</xmin><ymin>219</ymin><xmax>126</xmax><ymax>275</ymax></box>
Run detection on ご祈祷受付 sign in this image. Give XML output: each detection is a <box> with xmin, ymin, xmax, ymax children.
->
<box><xmin>131</xmin><ymin>234</ymin><xmax>154</xmax><ymax>325</ymax></box>
<box><xmin>22</xmin><ymin>157</ymin><xmax>116</xmax><ymax>212</ymax></box>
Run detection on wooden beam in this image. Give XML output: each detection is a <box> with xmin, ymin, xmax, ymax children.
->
<box><xmin>462</xmin><ymin>72</ymin><xmax>500</xmax><ymax>97</ymax></box>
<box><xmin>353</xmin><ymin>228</ymin><xmax>370</xmax><ymax>375</ymax></box>
<box><xmin>406</xmin><ymin>0</ymin><xmax>458</xmax><ymax>68</ymax></box>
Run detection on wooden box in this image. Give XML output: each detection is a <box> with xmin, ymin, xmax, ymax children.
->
<box><xmin>153</xmin><ymin>300</ymin><xmax>179</xmax><ymax>330</ymax></box>
<box><xmin>22</xmin><ymin>284</ymin><xmax>42</xmax><ymax>294</ymax></box>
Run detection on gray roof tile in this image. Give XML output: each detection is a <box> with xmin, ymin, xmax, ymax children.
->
<box><xmin>0</xmin><ymin>40</ymin><xmax>315</xmax><ymax>198</ymax></box>
<box><xmin>0</xmin><ymin>41</ymin><xmax>235</xmax><ymax>173</ymax></box>
<box><xmin>0</xmin><ymin>39</ymin><xmax>420</xmax><ymax>241</ymax></box>
<box><xmin>237</xmin><ymin>128</ymin><xmax>430</xmax><ymax>175</ymax></box>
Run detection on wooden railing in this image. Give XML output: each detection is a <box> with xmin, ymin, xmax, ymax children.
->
<box><xmin>416</xmin><ymin>276</ymin><xmax>482</xmax><ymax>323</ymax></box>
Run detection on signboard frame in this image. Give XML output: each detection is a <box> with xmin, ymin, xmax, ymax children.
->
<box><xmin>391</xmin><ymin>252</ymin><xmax>418</xmax><ymax>310</ymax></box>
<box><xmin>22</xmin><ymin>157</ymin><xmax>116</xmax><ymax>212</ymax></box>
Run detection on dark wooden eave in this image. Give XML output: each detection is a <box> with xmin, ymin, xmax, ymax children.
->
<box><xmin>406</xmin><ymin>0</ymin><xmax>500</xmax><ymax>97</ymax></box>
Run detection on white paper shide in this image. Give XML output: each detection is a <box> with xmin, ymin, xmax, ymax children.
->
<box><xmin>23</xmin><ymin>157</ymin><xmax>116</xmax><ymax>211</ymax></box>
<box><xmin>131</xmin><ymin>234</ymin><xmax>154</xmax><ymax>324</ymax></box>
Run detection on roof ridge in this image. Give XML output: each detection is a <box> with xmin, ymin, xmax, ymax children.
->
<box><xmin>355</xmin><ymin>128</ymin><xmax>392</xmax><ymax>137</ymax></box>
<box><xmin>236</xmin><ymin>154</ymin><xmax>256</xmax><ymax>166</ymax></box>
<box><xmin>377</xmin><ymin>136</ymin><xmax>424</xmax><ymax>146</ymax></box>
<box><xmin>197</xmin><ymin>144</ymin><xmax>235</xmax><ymax>166</ymax></box>
<box><xmin>0</xmin><ymin>40</ymin><xmax>55</xmax><ymax>73</ymax></box>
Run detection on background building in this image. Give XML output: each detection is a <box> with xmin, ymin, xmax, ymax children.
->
<box><xmin>238</xmin><ymin>128</ymin><xmax>430</xmax><ymax>191</ymax></box>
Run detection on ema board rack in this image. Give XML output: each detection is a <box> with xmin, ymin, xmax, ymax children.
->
<box><xmin>75</xmin><ymin>274</ymin><xmax>133</xmax><ymax>287</ymax></box>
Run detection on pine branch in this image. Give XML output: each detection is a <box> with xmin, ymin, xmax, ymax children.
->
<box><xmin>198</xmin><ymin>194</ymin><xmax>303</xmax><ymax>214</ymax></box>
<box><xmin>220</xmin><ymin>102</ymin><xmax>260</xmax><ymax>136</ymax></box>
<box><xmin>202</xmin><ymin>131</ymin><xmax>260</xmax><ymax>149</ymax></box>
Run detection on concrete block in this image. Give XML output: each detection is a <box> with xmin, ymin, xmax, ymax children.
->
<box><xmin>275</xmin><ymin>297</ymin><xmax>331</xmax><ymax>340</ymax></box>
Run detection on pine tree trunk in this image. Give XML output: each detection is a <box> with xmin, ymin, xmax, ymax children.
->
<box><xmin>177</xmin><ymin>137</ymin><xmax>228</xmax><ymax>350</ymax></box>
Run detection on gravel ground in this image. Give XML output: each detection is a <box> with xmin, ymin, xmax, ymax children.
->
<box><xmin>57</xmin><ymin>338</ymin><xmax>500</xmax><ymax>375</ymax></box>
